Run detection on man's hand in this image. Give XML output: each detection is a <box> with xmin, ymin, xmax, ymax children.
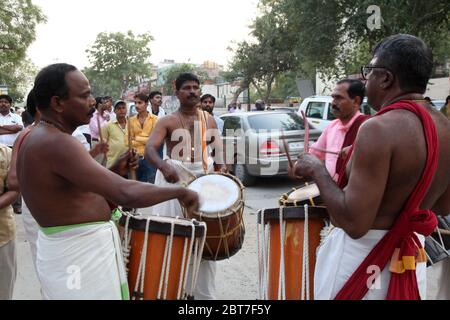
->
<box><xmin>291</xmin><ymin>152</ymin><xmax>326</xmax><ymax>180</ymax></box>
<box><xmin>160</xmin><ymin>162</ymin><xmax>180</xmax><ymax>183</ymax></box>
<box><xmin>339</xmin><ymin>146</ymin><xmax>351</xmax><ymax>160</ymax></box>
<box><xmin>219</xmin><ymin>164</ymin><xmax>229</xmax><ymax>174</ymax></box>
<box><xmin>109</xmin><ymin>149</ymin><xmax>139</xmax><ymax>177</ymax></box>
<box><xmin>90</xmin><ymin>142</ymin><xmax>109</xmax><ymax>158</ymax></box>
<box><xmin>177</xmin><ymin>188</ymin><xmax>200</xmax><ymax>213</ymax></box>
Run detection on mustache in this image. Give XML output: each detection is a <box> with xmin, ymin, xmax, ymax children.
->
<box><xmin>87</xmin><ymin>107</ymin><xmax>96</xmax><ymax>116</ymax></box>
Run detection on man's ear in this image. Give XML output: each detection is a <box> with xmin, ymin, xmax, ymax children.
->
<box><xmin>49</xmin><ymin>96</ymin><xmax>64</xmax><ymax>114</ymax></box>
<box><xmin>380</xmin><ymin>70</ymin><xmax>395</xmax><ymax>90</ymax></box>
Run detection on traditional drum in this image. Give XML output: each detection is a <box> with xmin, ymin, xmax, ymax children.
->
<box><xmin>119</xmin><ymin>213</ymin><xmax>207</xmax><ymax>300</ymax></box>
<box><xmin>425</xmin><ymin>215</ymin><xmax>450</xmax><ymax>267</ymax></box>
<box><xmin>184</xmin><ymin>172</ymin><xmax>245</xmax><ymax>261</ymax></box>
<box><xmin>258</xmin><ymin>191</ymin><xmax>330</xmax><ymax>301</ymax></box>
<box><xmin>279</xmin><ymin>181</ymin><xmax>322</xmax><ymax>207</ymax></box>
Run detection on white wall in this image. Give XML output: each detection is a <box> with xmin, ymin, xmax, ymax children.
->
<box><xmin>425</xmin><ymin>77</ymin><xmax>450</xmax><ymax>99</ymax></box>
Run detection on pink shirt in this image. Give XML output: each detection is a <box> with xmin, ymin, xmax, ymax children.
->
<box><xmin>310</xmin><ymin>111</ymin><xmax>362</xmax><ymax>181</ymax></box>
<box><xmin>89</xmin><ymin>110</ymin><xmax>110</xmax><ymax>140</ymax></box>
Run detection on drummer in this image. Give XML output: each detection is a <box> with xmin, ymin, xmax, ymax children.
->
<box><xmin>17</xmin><ymin>64</ymin><xmax>200</xmax><ymax>300</ymax></box>
<box><xmin>292</xmin><ymin>34</ymin><xmax>450</xmax><ymax>300</ymax></box>
<box><xmin>309</xmin><ymin>79</ymin><xmax>369</xmax><ymax>185</ymax></box>
<box><xmin>145</xmin><ymin>72</ymin><xmax>227</xmax><ymax>300</ymax></box>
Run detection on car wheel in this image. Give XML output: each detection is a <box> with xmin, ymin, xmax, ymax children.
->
<box><xmin>233</xmin><ymin>164</ymin><xmax>256</xmax><ymax>186</ymax></box>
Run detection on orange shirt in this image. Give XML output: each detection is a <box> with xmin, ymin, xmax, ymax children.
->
<box><xmin>125</xmin><ymin>113</ymin><xmax>158</xmax><ymax>156</ymax></box>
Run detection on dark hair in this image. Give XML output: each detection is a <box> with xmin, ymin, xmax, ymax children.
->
<box><xmin>445</xmin><ymin>95</ymin><xmax>450</xmax><ymax>104</ymax></box>
<box><xmin>372</xmin><ymin>34</ymin><xmax>433</xmax><ymax>94</ymax></box>
<box><xmin>95</xmin><ymin>96</ymin><xmax>104</xmax><ymax>109</ymax></box>
<box><xmin>34</xmin><ymin>63</ymin><xmax>77</xmax><ymax>110</ymax></box>
<box><xmin>336</xmin><ymin>79</ymin><xmax>365</xmax><ymax>105</ymax></box>
<box><xmin>201</xmin><ymin>94</ymin><xmax>216</xmax><ymax>103</ymax></box>
<box><xmin>103</xmin><ymin>96</ymin><xmax>112</xmax><ymax>101</ymax></box>
<box><xmin>149</xmin><ymin>91</ymin><xmax>162</xmax><ymax>100</ymax></box>
<box><xmin>175</xmin><ymin>73</ymin><xmax>200</xmax><ymax>91</ymax></box>
<box><xmin>0</xmin><ymin>94</ymin><xmax>12</xmax><ymax>104</ymax></box>
<box><xmin>25</xmin><ymin>89</ymin><xmax>37</xmax><ymax>118</ymax></box>
<box><xmin>114</xmin><ymin>101</ymin><xmax>126</xmax><ymax>110</ymax></box>
<box><xmin>22</xmin><ymin>110</ymin><xmax>34</xmax><ymax>127</ymax></box>
<box><xmin>134</xmin><ymin>92</ymin><xmax>149</xmax><ymax>103</ymax></box>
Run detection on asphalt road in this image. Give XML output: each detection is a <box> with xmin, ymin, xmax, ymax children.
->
<box><xmin>12</xmin><ymin>176</ymin><xmax>445</xmax><ymax>300</ymax></box>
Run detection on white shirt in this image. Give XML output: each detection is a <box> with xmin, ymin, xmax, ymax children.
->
<box><xmin>0</xmin><ymin>112</ymin><xmax>24</xmax><ymax>147</ymax></box>
<box><xmin>150</xmin><ymin>106</ymin><xmax>166</xmax><ymax>118</ymax></box>
<box><xmin>72</xmin><ymin>125</ymin><xmax>91</xmax><ymax>151</ymax></box>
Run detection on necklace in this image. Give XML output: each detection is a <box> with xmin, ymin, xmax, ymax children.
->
<box><xmin>39</xmin><ymin>119</ymin><xmax>69</xmax><ymax>134</ymax></box>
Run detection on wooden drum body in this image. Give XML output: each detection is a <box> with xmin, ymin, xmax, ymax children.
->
<box><xmin>184</xmin><ymin>173</ymin><xmax>245</xmax><ymax>261</ymax></box>
<box><xmin>120</xmin><ymin>214</ymin><xmax>206</xmax><ymax>300</ymax></box>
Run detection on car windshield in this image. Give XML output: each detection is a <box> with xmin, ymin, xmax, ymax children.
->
<box><xmin>247</xmin><ymin>113</ymin><xmax>305</xmax><ymax>132</ymax></box>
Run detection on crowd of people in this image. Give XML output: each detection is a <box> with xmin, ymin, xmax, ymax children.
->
<box><xmin>0</xmin><ymin>33</ymin><xmax>448</xmax><ymax>301</ymax></box>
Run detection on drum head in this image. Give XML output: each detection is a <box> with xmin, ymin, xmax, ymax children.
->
<box><xmin>287</xmin><ymin>183</ymin><xmax>320</xmax><ymax>201</ymax></box>
<box><xmin>188</xmin><ymin>174</ymin><xmax>240</xmax><ymax>213</ymax></box>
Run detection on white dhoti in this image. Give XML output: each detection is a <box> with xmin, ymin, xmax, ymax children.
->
<box><xmin>427</xmin><ymin>258</ymin><xmax>450</xmax><ymax>300</ymax></box>
<box><xmin>22</xmin><ymin>200</ymin><xmax>39</xmax><ymax>274</ymax></box>
<box><xmin>149</xmin><ymin>158</ymin><xmax>217</xmax><ymax>300</ymax></box>
<box><xmin>314</xmin><ymin>228</ymin><xmax>427</xmax><ymax>300</ymax></box>
<box><xmin>36</xmin><ymin>221</ymin><xmax>129</xmax><ymax>300</ymax></box>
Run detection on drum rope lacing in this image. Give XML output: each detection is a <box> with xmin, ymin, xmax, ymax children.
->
<box><xmin>132</xmin><ymin>218</ymin><xmax>151</xmax><ymax>300</ymax></box>
<box><xmin>122</xmin><ymin>214</ymin><xmax>133</xmax><ymax>276</ymax></box>
<box><xmin>257</xmin><ymin>209</ymin><xmax>269</xmax><ymax>300</ymax></box>
<box><xmin>301</xmin><ymin>204</ymin><xmax>310</xmax><ymax>300</ymax></box>
<box><xmin>278</xmin><ymin>207</ymin><xmax>286</xmax><ymax>300</ymax></box>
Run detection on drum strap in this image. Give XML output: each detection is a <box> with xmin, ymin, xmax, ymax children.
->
<box><xmin>197</xmin><ymin>110</ymin><xmax>209</xmax><ymax>174</ymax></box>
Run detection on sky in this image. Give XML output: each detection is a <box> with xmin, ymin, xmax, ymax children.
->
<box><xmin>27</xmin><ymin>0</ymin><xmax>259</xmax><ymax>70</ymax></box>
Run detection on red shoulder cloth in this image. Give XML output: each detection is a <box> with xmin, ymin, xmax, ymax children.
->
<box><xmin>335</xmin><ymin>114</ymin><xmax>370</xmax><ymax>188</ymax></box>
<box><xmin>334</xmin><ymin>100</ymin><xmax>439</xmax><ymax>300</ymax></box>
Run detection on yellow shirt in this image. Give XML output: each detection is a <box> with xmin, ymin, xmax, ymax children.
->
<box><xmin>101</xmin><ymin>119</ymin><xmax>128</xmax><ymax>168</ymax></box>
<box><xmin>125</xmin><ymin>113</ymin><xmax>158</xmax><ymax>156</ymax></box>
<box><xmin>0</xmin><ymin>145</ymin><xmax>15</xmax><ymax>247</ymax></box>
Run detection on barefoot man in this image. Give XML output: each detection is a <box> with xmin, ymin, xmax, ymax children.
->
<box><xmin>16</xmin><ymin>64</ymin><xmax>199</xmax><ymax>300</ymax></box>
<box><xmin>291</xmin><ymin>34</ymin><xmax>450</xmax><ymax>300</ymax></box>
<box><xmin>145</xmin><ymin>73</ymin><xmax>227</xmax><ymax>300</ymax></box>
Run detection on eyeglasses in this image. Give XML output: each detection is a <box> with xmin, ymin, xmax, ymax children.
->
<box><xmin>361</xmin><ymin>65</ymin><xmax>390</xmax><ymax>80</ymax></box>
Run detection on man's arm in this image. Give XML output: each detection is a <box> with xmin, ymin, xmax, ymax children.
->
<box><xmin>293</xmin><ymin>119</ymin><xmax>390</xmax><ymax>239</ymax></box>
<box><xmin>0</xmin><ymin>125</ymin><xmax>23</xmax><ymax>135</ymax></box>
<box><xmin>52</xmin><ymin>136</ymin><xmax>198</xmax><ymax>210</ymax></box>
<box><xmin>0</xmin><ymin>190</ymin><xmax>19</xmax><ymax>209</ymax></box>
<box><xmin>145</xmin><ymin>118</ymin><xmax>179</xmax><ymax>183</ymax></box>
<box><xmin>206</xmin><ymin>113</ymin><xmax>227</xmax><ymax>171</ymax></box>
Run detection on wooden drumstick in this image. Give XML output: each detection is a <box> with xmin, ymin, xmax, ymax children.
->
<box><xmin>301</xmin><ymin>110</ymin><xmax>310</xmax><ymax>153</ymax></box>
<box><xmin>97</xmin><ymin>113</ymin><xmax>107</xmax><ymax>167</ymax></box>
<box><xmin>127</xmin><ymin>116</ymin><xmax>137</xmax><ymax>181</ymax></box>
<box><xmin>281</xmin><ymin>133</ymin><xmax>294</xmax><ymax>169</ymax></box>
<box><xmin>310</xmin><ymin>146</ymin><xmax>340</xmax><ymax>155</ymax></box>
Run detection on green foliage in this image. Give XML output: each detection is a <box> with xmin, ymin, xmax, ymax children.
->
<box><xmin>83</xmin><ymin>31</ymin><xmax>153</xmax><ymax>98</ymax></box>
<box><xmin>261</xmin><ymin>0</ymin><xmax>450</xmax><ymax>78</ymax></box>
<box><xmin>0</xmin><ymin>0</ymin><xmax>46</xmax><ymax>101</ymax></box>
<box><xmin>159</xmin><ymin>63</ymin><xmax>210</xmax><ymax>96</ymax></box>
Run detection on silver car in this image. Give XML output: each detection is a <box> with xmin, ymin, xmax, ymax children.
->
<box><xmin>220</xmin><ymin>111</ymin><xmax>321</xmax><ymax>186</ymax></box>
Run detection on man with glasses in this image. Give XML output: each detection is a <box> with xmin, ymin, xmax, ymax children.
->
<box><xmin>292</xmin><ymin>34</ymin><xmax>450</xmax><ymax>300</ymax></box>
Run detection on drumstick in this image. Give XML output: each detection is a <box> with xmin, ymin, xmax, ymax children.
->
<box><xmin>127</xmin><ymin>116</ymin><xmax>137</xmax><ymax>181</ymax></box>
<box><xmin>301</xmin><ymin>111</ymin><xmax>310</xmax><ymax>153</ymax></box>
<box><xmin>281</xmin><ymin>131</ymin><xmax>294</xmax><ymax>169</ymax></box>
<box><xmin>434</xmin><ymin>228</ymin><xmax>450</xmax><ymax>236</ymax></box>
<box><xmin>310</xmin><ymin>146</ymin><xmax>340</xmax><ymax>155</ymax></box>
<box><xmin>97</xmin><ymin>113</ymin><xmax>107</xmax><ymax>167</ymax></box>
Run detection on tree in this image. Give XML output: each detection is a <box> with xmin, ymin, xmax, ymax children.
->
<box><xmin>159</xmin><ymin>63</ymin><xmax>210</xmax><ymax>96</ymax></box>
<box><xmin>83</xmin><ymin>31</ymin><xmax>153</xmax><ymax>98</ymax></box>
<box><xmin>261</xmin><ymin>0</ymin><xmax>450</xmax><ymax>78</ymax></box>
<box><xmin>0</xmin><ymin>0</ymin><xmax>46</xmax><ymax>101</ymax></box>
<box><xmin>227</xmin><ymin>5</ymin><xmax>299</xmax><ymax>103</ymax></box>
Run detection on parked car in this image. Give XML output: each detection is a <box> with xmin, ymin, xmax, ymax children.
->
<box><xmin>431</xmin><ymin>100</ymin><xmax>446</xmax><ymax>110</ymax></box>
<box><xmin>298</xmin><ymin>96</ymin><xmax>376</xmax><ymax>132</ymax></box>
<box><xmin>266</xmin><ymin>106</ymin><xmax>296</xmax><ymax>112</ymax></box>
<box><xmin>220</xmin><ymin>111</ymin><xmax>321</xmax><ymax>186</ymax></box>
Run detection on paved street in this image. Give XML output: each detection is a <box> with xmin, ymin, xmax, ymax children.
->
<box><xmin>12</xmin><ymin>176</ymin><xmax>297</xmax><ymax>300</ymax></box>
<box><xmin>12</xmin><ymin>176</ymin><xmax>444</xmax><ymax>300</ymax></box>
